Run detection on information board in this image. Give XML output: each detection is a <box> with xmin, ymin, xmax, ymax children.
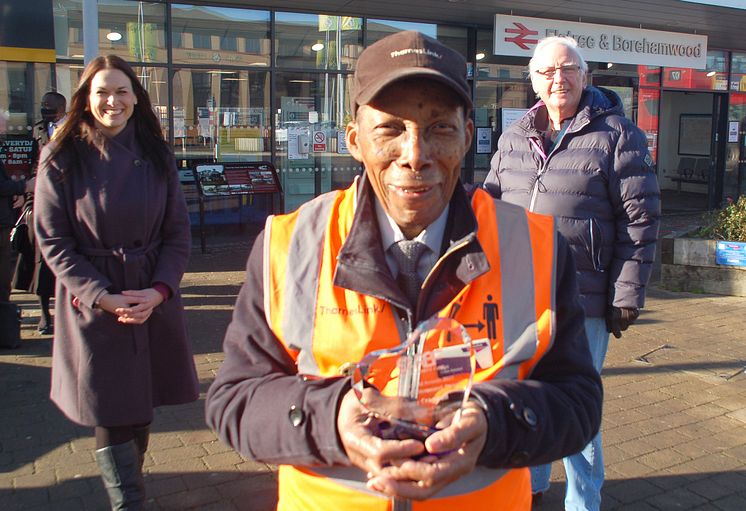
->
<box><xmin>194</xmin><ymin>162</ymin><xmax>281</xmax><ymax>196</ymax></box>
<box><xmin>716</xmin><ymin>241</ymin><xmax>746</xmax><ymax>267</ymax></box>
<box><xmin>192</xmin><ymin>162</ymin><xmax>282</xmax><ymax>253</ymax></box>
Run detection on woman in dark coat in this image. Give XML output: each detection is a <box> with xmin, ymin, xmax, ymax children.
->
<box><xmin>34</xmin><ymin>55</ymin><xmax>199</xmax><ymax>510</ymax></box>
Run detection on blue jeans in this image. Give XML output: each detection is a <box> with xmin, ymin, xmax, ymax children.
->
<box><xmin>531</xmin><ymin>317</ymin><xmax>609</xmax><ymax>511</ymax></box>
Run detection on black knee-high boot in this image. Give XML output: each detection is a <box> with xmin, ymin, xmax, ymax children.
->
<box><xmin>95</xmin><ymin>426</ymin><xmax>146</xmax><ymax>511</ymax></box>
<box><xmin>95</xmin><ymin>439</ymin><xmax>145</xmax><ymax>510</ymax></box>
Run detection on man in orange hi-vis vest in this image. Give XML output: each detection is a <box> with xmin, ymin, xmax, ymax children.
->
<box><xmin>206</xmin><ymin>31</ymin><xmax>603</xmax><ymax>511</ymax></box>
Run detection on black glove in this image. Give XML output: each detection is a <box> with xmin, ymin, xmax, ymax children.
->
<box><xmin>605</xmin><ymin>306</ymin><xmax>639</xmax><ymax>339</ymax></box>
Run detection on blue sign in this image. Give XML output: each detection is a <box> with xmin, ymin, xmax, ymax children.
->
<box><xmin>716</xmin><ymin>241</ymin><xmax>746</xmax><ymax>267</ymax></box>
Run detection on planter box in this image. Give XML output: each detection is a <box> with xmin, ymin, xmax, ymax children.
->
<box><xmin>660</xmin><ymin>236</ymin><xmax>746</xmax><ymax>296</ymax></box>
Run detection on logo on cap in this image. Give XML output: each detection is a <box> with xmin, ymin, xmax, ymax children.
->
<box><xmin>390</xmin><ymin>48</ymin><xmax>443</xmax><ymax>59</ymax></box>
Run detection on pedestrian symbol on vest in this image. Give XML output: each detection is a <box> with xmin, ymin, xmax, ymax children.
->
<box><xmin>448</xmin><ymin>300</ymin><xmax>488</xmax><ymax>336</ymax></box>
<box><xmin>483</xmin><ymin>295</ymin><xmax>499</xmax><ymax>340</ymax></box>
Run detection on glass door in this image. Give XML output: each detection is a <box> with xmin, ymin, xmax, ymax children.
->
<box><xmin>472</xmin><ymin>81</ymin><xmax>532</xmax><ymax>184</ymax></box>
<box><xmin>274</xmin><ymin>71</ymin><xmax>360</xmax><ymax>213</ymax></box>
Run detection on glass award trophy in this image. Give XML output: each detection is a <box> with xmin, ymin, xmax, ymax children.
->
<box><xmin>351</xmin><ymin>316</ymin><xmax>477</xmax><ymax>441</ymax></box>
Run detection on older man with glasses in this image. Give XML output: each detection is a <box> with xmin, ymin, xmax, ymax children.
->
<box><xmin>484</xmin><ymin>36</ymin><xmax>661</xmax><ymax>511</ymax></box>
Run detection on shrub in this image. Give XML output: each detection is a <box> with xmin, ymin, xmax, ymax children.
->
<box><xmin>694</xmin><ymin>196</ymin><xmax>746</xmax><ymax>242</ymax></box>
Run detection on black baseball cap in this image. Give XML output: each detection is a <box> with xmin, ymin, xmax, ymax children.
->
<box><xmin>351</xmin><ymin>30</ymin><xmax>473</xmax><ymax>114</ymax></box>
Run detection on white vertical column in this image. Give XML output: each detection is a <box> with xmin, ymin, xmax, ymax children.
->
<box><xmin>83</xmin><ymin>0</ymin><xmax>99</xmax><ymax>65</ymax></box>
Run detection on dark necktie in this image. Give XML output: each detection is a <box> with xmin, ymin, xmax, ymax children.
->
<box><xmin>390</xmin><ymin>240</ymin><xmax>428</xmax><ymax>306</ymax></box>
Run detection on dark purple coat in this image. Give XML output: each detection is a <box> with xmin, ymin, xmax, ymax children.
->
<box><xmin>34</xmin><ymin>123</ymin><xmax>198</xmax><ymax>427</ymax></box>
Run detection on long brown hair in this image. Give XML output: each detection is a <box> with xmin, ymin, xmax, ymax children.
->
<box><xmin>49</xmin><ymin>55</ymin><xmax>170</xmax><ymax>175</ymax></box>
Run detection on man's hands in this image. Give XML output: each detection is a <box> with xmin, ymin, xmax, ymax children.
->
<box><xmin>605</xmin><ymin>306</ymin><xmax>639</xmax><ymax>339</ymax></box>
<box><xmin>337</xmin><ymin>389</ymin><xmax>425</xmax><ymax>476</ymax></box>
<box><xmin>97</xmin><ymin>288</ymin><xmax>164</xmax><ymax>324</ymax></box>
<box><xmin>337</xmin><ymin>389</ymin><xmax>488</xmax><ymax>501</ymax></box>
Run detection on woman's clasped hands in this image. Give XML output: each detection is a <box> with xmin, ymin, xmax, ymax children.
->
<box><xmin>98</xmin><ymin>288</ymin><xmax>164</xmax><ymax>324</ymax></box>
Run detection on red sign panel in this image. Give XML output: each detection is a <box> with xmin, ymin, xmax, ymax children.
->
<box><xmin>1</xmin><ymin>138</ymin><xmax>35</xmax><ymax>176</ymax></box>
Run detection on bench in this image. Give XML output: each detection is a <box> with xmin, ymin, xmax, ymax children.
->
<box><xmin>192</xmin><ymin>161</ymin><xmax>283</xmax><ymax>253</ymax></box>
<box><xmin>669</xmin><ymin>156</ymin><xmax>709</xmax><ymax>191</ymax></box>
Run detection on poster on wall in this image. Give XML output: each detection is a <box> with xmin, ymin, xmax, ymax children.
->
<box><xmin>288</xmin><ymin>127</ymin><xmax>310</xmax><ymax>160</ymax></box>
<box><xmin>728</xmin><ymin>121</ymin><xmax>740</xmax><ymax>143</ymax></box>
<box><xmin>678</xmin><ymin>114</ymin><xmax>712</xmax><ymax>156</ymax></box>
<box><xmin>476</xmin><ymin>127</ymin><xmax>492</xmax><ymax>154</ymax></box>
<box><xmin>637</xmin><ymin>88</ymin><xmax>660</xmax><ymax>163</ymax></box>
<box><xmin>501</xmin><ymin>108</ymin><xmax>529</xmax><ymax>132</ymax></box>
<box><xmin>337</xmin><ymin>131</ymin><xmax>349</xmax><ymax>154</ymax></box>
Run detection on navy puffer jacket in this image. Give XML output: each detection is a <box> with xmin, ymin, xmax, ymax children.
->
<box><xmin>484</xmin><ymin>86</ymin><xmax>661</xmax><ymax>318</ymax></box>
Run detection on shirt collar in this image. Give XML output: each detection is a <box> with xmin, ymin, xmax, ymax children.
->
<box><xmin>375</xmin><ymin>198</ymin><xmax>448</xmax><ymax>256</ymax></box>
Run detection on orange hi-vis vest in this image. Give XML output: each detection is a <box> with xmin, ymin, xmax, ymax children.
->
<box><xmin>263</xmin><ymin>179</ymin><xmax>557</xmax><ymax>511</ymax></box>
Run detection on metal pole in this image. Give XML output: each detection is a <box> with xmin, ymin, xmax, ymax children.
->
<box><xmin>82</xmin><ymin>0</ymin><xmax>99</xmax><ymax>65</ymax></box>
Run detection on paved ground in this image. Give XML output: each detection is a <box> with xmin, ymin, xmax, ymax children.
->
<box><xmin>2</xmin><ymin>213</ymin><xmax>745</xmax><ymax>511</ymax></box>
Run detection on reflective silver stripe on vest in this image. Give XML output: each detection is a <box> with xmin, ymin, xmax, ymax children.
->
<box><xmin>495</xmin><ymin>203</ymin><xmax>538</xmax><ymax>379</ymax></box>
<box><xmin>312</xmin><ymin>465</ymin><xmax>510</xmax><ymax>498</ymax></box>
<box><xmin>281</xmin><ymin>193</ymin><xmax>337</xmax><ymax>374</ymax></box>
<box><xmin>262</xmin><ymin>214</ymin><xmax>274</xmax><ymax>325</ymax></box>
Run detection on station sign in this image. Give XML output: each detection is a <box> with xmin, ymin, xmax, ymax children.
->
<box><xmin>494</xmin><ymin>15</ymin><xmax>708</xmax><ymax>69</ymax></box>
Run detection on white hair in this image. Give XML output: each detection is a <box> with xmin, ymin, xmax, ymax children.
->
<box><xmin>529</xmin><ymin>36</ymin><xmax>588</xmax><ymax>73</ymax></box>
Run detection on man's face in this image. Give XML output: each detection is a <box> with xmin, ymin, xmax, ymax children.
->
<box><xmin>530</xmin><ymin>43</ymin><xmax>586</xmax><ymax>123</ymax></box>
<box><xmin>346</xmin><ymin>79</ymin><xmax>473</xmax><ymax>239</ymax></box>
<box><xmin>41</xmin><ymin>95</ymin><xmax>65</xmax><ymax>122</ymax></box>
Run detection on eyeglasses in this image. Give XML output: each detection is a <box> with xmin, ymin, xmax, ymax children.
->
<box><xmin>533</xmin><ymin>64</ymin><xmax>582</xmax><ymax>78</ymax></box>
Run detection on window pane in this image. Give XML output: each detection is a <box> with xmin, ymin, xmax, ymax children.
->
<box><xmin>135</xmin><ymin>66</ymin><xmax>170</xmax><ymax>139</ymax></box>
<box><xmin>368</xmin><ymin>20</ymin><xmax>468</xmax><ymax>58</ymax></box>
<box><xmin>171</xmin><ymin>69</ymin><xmax>270</xmax><ymax>165</ymax></box>
<box><xmin>171</xmin><ymin>5</ymin><xmax>270</xmax><ymax>67</ymax></box>
<box><xmin>98</xmin><ymin>1</ymin><xmax>166</xmax><ymax>63</ymax></box>
<box><xmin>726</xmin><ymin>93</ymin><xmax>746</xmax><ymax>199</ymax></box>
<box><xmin>473</xmin><ymin>81</ymin><xmax>532</xmax><ymax>182</ymax></box>
<box><xmin>637</xmin><ymin>88</ymin><xmax>660</xmax><ymax>164</ymax></box>
<box><xmin>53</xmin><ymin>0</ymin><xmax>84</xmax><ymax>60</ymax></box>
<box><xmin>367</xmin><ymin>19</ymin><xmax>438</xmax><ymax>44</ymax></box>
<box><xmin>275</xmin><ymin>13</ymin><xmax>363</xmax><ymax>70</ymax></box>
<box><xmin>475</xmin><ymin>28</ymin><xmax>529</xmax><ymax>79</ymax></box>
<box><xmin>55</xmin><ymin>63</ymin><xmax>85</xmax><ymax>105</ymax></box>
<box><xmin>663</xmin><ymin>50</ymin><xmax>729</xmax><ymax>91</ymax></box>
<box><xmin>1</xmin><ymin>62</ymin><xmax>53</xmax><ymax>176</ymax></box>
<box><xmin>730</xmin><ymin>52</ymin><xmax>746</xmax><ymax>92</ymax></box>
<box><xmin>172</xmin><ymin>68</ymin><xmax>271</xmax><ymax>224</ymax></box>
<box><xmin>274</xmin><ymin>72</ymin><xmax>361</xmax><ymax>212</ymax></box>
<box><xmin>52</xmin><ymin>0</ymin><xmax>166</xmax><ymax>62</ymax></box>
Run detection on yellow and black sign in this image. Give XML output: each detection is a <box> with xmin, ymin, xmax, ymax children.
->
<box><xmin>0</xmin><ymin>0</ymin><xmax>55</xmax><ymax>63</ymax></box>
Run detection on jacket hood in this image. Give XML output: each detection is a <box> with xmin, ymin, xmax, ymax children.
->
<box><xmin>574</xmin><ymin>86</ymin><xmax>625</xmax><ymax>126</ymax></box>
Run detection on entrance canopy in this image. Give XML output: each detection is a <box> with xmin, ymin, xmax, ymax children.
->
<box><xmin>236</xmin><ymin>0</ymin><xmax>746</xmax><ymax>51</ymax></box>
